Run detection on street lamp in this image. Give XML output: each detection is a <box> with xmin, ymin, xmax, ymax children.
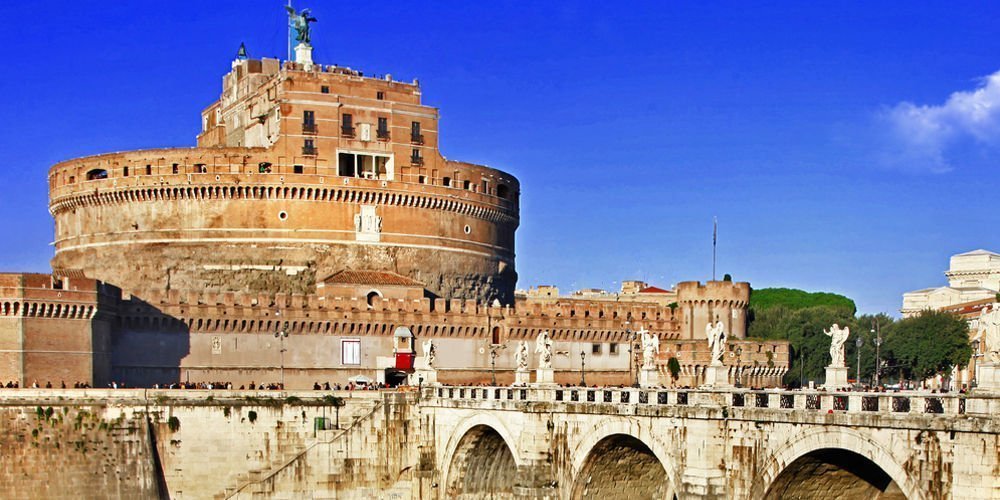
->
<box><xmin>871</xmin><ymin>319</ymin><xmax>883</xmax><ymax>388</ymax></box>
<box><xmin>734</xmin><ymin>347</ymin><xmax>743</xmax><ymax>388</ymax></box>
<box><xmin>624</xmin><ymin>323</ymin><xmax>633</xmax><ymax>387</ymax></box>
<box><xmin>798</xmin><ymin>347</ymin><xmax>806</xmax><ymax>388</ymax></box>
<box><xmin>971</xmin><ymin>339</ymin><xmax>983</xmax><ymax>388</ymax></box>
<box><xmin>490</xmin><ymin>347</ymin><xmax>499</xmax><ymax>386</ymax></box>
<box><xmin>580</xmin><ymin>350</ymin><xmax>587</xmax><ymax>386</ymax></box>
<box><xmin>856</xmin><ymin>337</ymin><xmax>864</xmax><ymax>389</ymax></box>
<box><xmin>275</xmin><ymin>325</ymin><xmax>288</xmax><ymax>389</ymax></box>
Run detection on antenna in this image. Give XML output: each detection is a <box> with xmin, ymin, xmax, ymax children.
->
<box><xmin>286</xmin><ymin>0</ymin><xmax>292</xmax><ymax>62</ymax></box>
<box><xmin>712</xmin><ymin>216</ymin><xmax>718</xmax><ymax>281</ymax></box>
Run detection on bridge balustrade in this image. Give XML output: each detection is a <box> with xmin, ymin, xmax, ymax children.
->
<box><xmin>424</xmin><ymin>386</ymin><xmax>991</xmax><ymax>418</ymax></box>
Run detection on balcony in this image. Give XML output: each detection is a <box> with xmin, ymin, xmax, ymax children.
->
<box><xmin>410</xmin><ymin>155</ymin><xmax>424</xmax><ymax>166</ymax></box>
<box><xmin>302</xmin><ymin>146</ymin><xmax>318</xmax><ymax>156</ymax></box>
<box><xmin>410</xmin><ymin>134</ymin><xmax>424</xmax><ymax>145</ymax></box>
<box><xmin>377</xmin><ymin>129</ymin><xmax>390</xmax><ymax>140</ymax></box>
<box><xmin>341</xmin><ymin>126</ymin><xmax>355</xmax><ymax>138</ymax></box>
<box><xmin>302</xmin><ymin>123</ymin><xmax>317</xmax><ymax>135</ymax></box>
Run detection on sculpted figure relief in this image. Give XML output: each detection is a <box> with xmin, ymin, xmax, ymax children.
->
<box><xmin>535</xmin><ymin>330</ymin><xmax>553</xmax><ymax>369</ymax></box>
<box><xmin>639</xmin><ymin>329</ymin><xmax>659</xmax><ymax>370</ymax></box>
<box><xmin>975</xmin><ymin>305</ymin><xmax>1000</xmax><ymax>364</ymax></box>
<box><xmin>421</xmin><ymin>339</ymin><xmax>435</xmax><ymax>368</ymax></box>
<box><xmin>515</xmin><ymin>341</ymin><xmax>529</xmax><ymax>371</ymax></box>
<box><xmin>706</xmin><ymin>321</ymin><xmax>727</xmax><ymax>365</ymax></box>
<box><xmin>823</xmin><ymin>324</ymin><xmax>850</xmax><ymax>368</ymax></box>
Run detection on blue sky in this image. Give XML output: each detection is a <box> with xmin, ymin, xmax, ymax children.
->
<box><xmin>1</xmin><ymin>2</ymin><xmax>998</xmax><ymax>315</ymax></box>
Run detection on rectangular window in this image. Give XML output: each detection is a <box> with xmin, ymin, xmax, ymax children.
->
<box><xmin>171</xmin><ymin>163</ymin><xmax>179</xmax><ymax>174</ymax></box>
<box><xmin>592</xmin><ymin>343</ymin><xmax>602</xmax><ymax>355</ymax></box>
<box><xmin>609</xmin><ymin>343</ymin><xmax>619</xmax><ymax>354</ymax></box>
<box><xmin>411</xmin><ymin>121</ymin><xmax>423</xmax><ymax>144</ymax></box>
<box><xmin>411</xmin><ymin>148</ymin><xmax>422</xmax><ymax>165</ymax></box>
<box><xmin>303</xmin><ymin>110</ymin><xmax>315</xmax><ymax>125</ymax></box>
<box><xmin>377</xmin><ymin>117</ymin><xmax>389</xmax><ymax>139</ymax></box>
<box><xmin>293</xmin><ymin>164</ymin><xmax>303</xmax><ymax>174</ymax></box>
<box><xmin>123</xmin><ymin>166</ymin><xmax>129</xmax><ymax>177</ymax></box>
<box><xmin>321</xmin><ymin>85</ymin><xmax>330</xmax><ymax>94</ymax></box>
<box><xmin>342</xmin><ymin>113</ymin><xmax>354</xmax><ymax>136</ymax></box>
<box><xmin>377</xmin><ymin>91</ymin><xmax>384</xmax><ymax>100</ymax></box>
<box><xmin>145</xmin><ymin>165</ymin><xmax>151</xmax><ymax>175</ymax></box>
<box><xmin>342</xmin><ymin>339</ymin><xmax>361</xmax><ymax>365</ymax></box>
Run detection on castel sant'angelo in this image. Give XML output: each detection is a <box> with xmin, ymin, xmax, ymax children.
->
<box><xmin>1</xmin><ymin>13</ymin><xmax>788</xmax><ymax>389</ymax></box>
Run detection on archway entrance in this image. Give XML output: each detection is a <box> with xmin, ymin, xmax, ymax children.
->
<box><xmin>445</xmin><ymin>425</ymin><xmax>517</xmax><ymax>499</ymax></box>
<box><xmin>572</xmin><ymin>434</ymin><xmax>671</xmax><ymax>500</ymax></box>
<box><xmin>764</xmin><ymin>448</ymin><xmax>906</xmax><ymax>499</ymax></box>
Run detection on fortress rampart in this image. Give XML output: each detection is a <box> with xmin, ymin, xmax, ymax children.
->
<box><xmin>676</xmin><ymin>280</ymin><xmax>750</xmax><ymax>341</ymax></box>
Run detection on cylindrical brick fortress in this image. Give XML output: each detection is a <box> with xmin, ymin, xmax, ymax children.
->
<box><xmin>48</xmin><ymin>148</ymin><xmax>520</xmax><ymax>303</ymax></box>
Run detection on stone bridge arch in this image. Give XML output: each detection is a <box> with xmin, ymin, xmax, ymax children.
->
<box><xmin>752</xmin><ymin>426</ymin><xmax>920</xmax><ymax>500</ymax></box>
<box><xmin>440</xmin><ymin>412</ymin><xmax>522</xmax><ymax>499</ymax></box>
<box><xmin>568</xmin><ymin>417</ymin><xmax>679</xmax><ymax>500</ymax></box>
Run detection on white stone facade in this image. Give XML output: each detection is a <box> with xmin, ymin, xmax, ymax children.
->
<box><xmin>901</xmin><ymin>249</ymin><xmax>1000</xmax><ymax>317</ymax></box>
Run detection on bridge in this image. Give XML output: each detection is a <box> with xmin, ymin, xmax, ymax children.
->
<box><xmin>420</xmin><ymin>385</ymin><xmax>1000</xmax><ymax>499</ymax></box>
<box><xmin>0</xmin><ymin>387</ymin><xmax>997</xmax><ymax>499</ymax></box>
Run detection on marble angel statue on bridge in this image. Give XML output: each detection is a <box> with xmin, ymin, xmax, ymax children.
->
<box><xmin>639</xmin><ymin>329</ymin><xmax>659</xmax><ymax>370</ymax></box>
<box><xmin>421</xmin><ymin>338</ymin><xmax>435</xmax><ymax>368</ymax></box>
<box><xmin>823</xmin><ymin>324</ymin><xmax>850</xmax><ymax>368</ymax></box>
<box><xmin>706</xmin><ymin>321</ymin><xmax>727</xmax><ymax>365</ymax></box>
<box><xmin>535</xmin><ymin>331</ymin><xmax>553</xmax><ymax>369</ymax></box>
<box><xmin>975</xmin><ymin>305</ymin><xmax>1000</xmax><ymax>363</ymax></box>
<box><xmin>515</xmin><ymin>340</ymin><xmax>529</xmax><ymax>372</ymax></box>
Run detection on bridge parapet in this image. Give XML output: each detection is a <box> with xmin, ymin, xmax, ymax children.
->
<box><xmin>424</xmin><ymin>385</ymin><xmax>1000</xmax><ymax>421</ymax></box>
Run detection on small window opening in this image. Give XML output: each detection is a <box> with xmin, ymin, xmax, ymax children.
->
<box><xmin>592</xmin><ymin>343</ymin><xmax>602</xmax><ymax>355</ymax></box>
<box><xmin>293</xmin><ymin>164</ymin><xmax>304</xmax><ymax>174</ymax></box>
<box><xmin>258</xmin><ymin>162</ymin><xmax>273</xmax><ymax>173</ymax></box>
<box><xmin>609</xmin><ymin>343</ymin><xmax>619</xmax><ymax>354</ymax></box>
<box><xmin>171</xmin><ymin>164</ymin><xmax>179</xmax><ymax>174</ymax></box>
<box><xmin>418</xmin><ymin>175</ymin><xmax>426</xmax><ymax>184</ymax></box>
<box><xmin>145</xmin><ymin>165</ymin><xmax>152</xmax><ymax>175</ymax></box>
<box><xmin>320</xmin><ymin>85</ymin><xmax>330</xmax><ymax>94</ymax></box>
<box><xmin>442</xmin><ymin>176</ymin><xmax>451</xmax><ymax>187</ymax></box>
<box><xmin>86</xmin><ymin>169</ymin><xmax>108</xmax><ymax>181</ymax></box>
<box><xmin>123</xmin><ymin>166</ymin><xmax>129</xmax><ymax>177</ymax></box>
<box><xmin>497</xmin><ymin>183</ymin><xmax>509</xmax><ymax>199</ymax></box>
<box><xmin>463</xmin><ymin>180</ymin><xmax>471</xmax><ymax>190</ymax></box>
<box><xmin>377</xmin><ymin>91</ymin><xmax>384</xmax><ymax>100</ymax></box>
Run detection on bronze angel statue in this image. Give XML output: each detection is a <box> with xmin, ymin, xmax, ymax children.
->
<box><xmin>286</xmin><ymin>7</ymin><xmax>318</xmax><ymax>44</ymax></box>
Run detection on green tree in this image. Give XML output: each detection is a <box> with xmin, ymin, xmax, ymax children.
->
<box><xmin>882</xmin><ymin>310</ymin><xmax>971</xmax><ymax>382</ymax></box>
<box><xmin>749</xmin><ymin>288</ymin><xmax>856</xmax><ymax>315</ymax></box>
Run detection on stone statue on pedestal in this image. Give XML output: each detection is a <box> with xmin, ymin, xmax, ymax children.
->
<box><xmin>706</xmin><ymin>321</ymin><xmax>727</xmax><ymax>365</ymax></box>
<box><xmin>640</xmin><ymin>329</ymin><xmax>659</xmax><ymax>370</ymax></box>
<box><xmin>976</xmin><ymin>306</ymin><xmax>1000</xmax><ymax>363</ymax></box>
<box><xmin>823</xmin><ymin>324</ymin><xmax>850</xmax><ymax>368</ymax></box>
<box><xmin>535</xmin><ymin>331</ymin><xmax>553</xmax><ymax>369</ymax></box>
<box><xmin>515</xmin><ymin>341</ymin><xmax>529</xmax><ymax>371</ymax></box>
<box><xmin>421</xmin><ymin>339</ymin><xmax>435</xmax><ymax>368</ymax></box>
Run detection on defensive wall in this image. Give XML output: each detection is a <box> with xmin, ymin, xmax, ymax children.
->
<box><xmin>1</xmin><ymin>274</ymin><xmax>787</xmax><ymax>389</ymax></box>
<box><xmin>0</xmin><ymin>387</ymin><xmax>996</xmax><ymax>499</ymax></box>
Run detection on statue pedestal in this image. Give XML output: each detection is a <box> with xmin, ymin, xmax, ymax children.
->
<box><xmin>533</xmin><ymin>368</ymin><xmax>556</xmax><ymax>386</ymax></box>
<box><xmin>703</xmin><ymin>363</ymin><xmax>731</xmax><ymax>388</ymax></box>
<box><xmin>411</xmin><ymin>368</ymin><xmax>438</xmax><ymax>386</ymax></box>
<box><xmin>639</xmin><ymin>367</ymin><xmax>661</xmax><ymax>388</ymax></box>
<box><xmin>513</xmin><ymin>369</ymin><xmax>531</xmax><ymax>387</ymax></box>
<box><xmin>823</xmin><ymin>366</ymin><xmax>849</xmax><ymax>390</ymax></box>
<box><xmin>975</xmin><ymin>363</ymin><xmax>1000</xmax><ymax>393</ymax></box>
<box><xmin>294</xmin><ymin>43</ymin><xmax>314</xmax><ymax>70</ymax></box>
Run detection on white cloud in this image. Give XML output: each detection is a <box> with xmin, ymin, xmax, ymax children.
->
<box><xmin>878</xmin><ymin>70</ymin><xmax>1000</xmax><ymax>173</ymax></box>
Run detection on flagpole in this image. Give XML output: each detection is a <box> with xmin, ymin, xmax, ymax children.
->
<box><xmin>712</xmin><ymin>217</ymin><xmax>717</xmax><ymax>281</ymax></box>
<box><xmin>287</xmin><ymin>0</ymin><xmax>292</xmax><ymax>62</ymax></box>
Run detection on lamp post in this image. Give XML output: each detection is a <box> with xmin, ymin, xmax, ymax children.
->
<box><xmin>580</xmin><ymin>350</ymin><xmax>587</xmax><ymax>386</ymax></box>
<box><xmin>624</xmin><ymin>323</ymin><xmax>633</xmax><ymax>386</ymax></box>
<box><xmin>490</xmin><ymin>347</ymin><xmax>498</xmax><ymax>386</ymax></box>
<box><xmin>971</xmin><ymin>339</ymin><xmax>983</xmax><ymax>388</ymax></box>
<box><xmin>856</xmin><ymin>337</ymin><xmax>864</xmax><ymax>389</ymax></box>
<box><xmin>871</xmin><ymin>319</ymin><xmax>883</xmax><ymax>388</ymax></box>
<box><xmin>734</xmin><ymin>347</ymin><xmax>743</xmax><ymax>388</ymax></box>
<box><xmin>798</xmin><ymin>347</ymin><xmax>805</xmax><ymax>388</ymax></box>
<box><xmin>275</xmin><ymin>324</ymin><xmax>288</xmax><ymax>389</ymax></box>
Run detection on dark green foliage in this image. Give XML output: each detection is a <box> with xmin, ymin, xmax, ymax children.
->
<box><xmin>723</xmin><ymin>274</ymin><xmax>733</xmax><ymax>282</ymax></box>
<box><xmin>667</xmin><ymin>357</ymin><xmax>681</xmax><ymax>380</ymax></box>
<box><xmin>247</xmin><ymin>410</ymin><xmax>258</xmax><ymax>424</ymax></box>
<box><xmin>285</xmin><ymin>395</ymin><xmax>302</xmax><ymax>405</ymax></box>
<box><xmin>321</xmin><ymin>395</ymin><xmax>345</xmax><ymax>407</ymax></box>
<box><xmin>167</xmin><ymin>416</ymin><xmax>180</xmax><ymax>432</ymax></box>
<box><xmin>749</xmin><ymin>288</ymin><xmax>856</xmax><ymax>314</ymax></box>
<box><xmin>883</xmin><ymin>310</ymin><xmax>971</xmax><ymax>381</ymax></box>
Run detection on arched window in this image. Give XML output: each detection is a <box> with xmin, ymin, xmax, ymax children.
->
<box><xmin>86</xmin><ymin>169</ymin><xmax>108</xmax><ymax>181</ymax></box>
<box><xmin>491</xmin><ymin>326</ymin><xmax>501</xmax><ymax>345</ymax></box>
<box><xmin>366</xmin><ymin>290</ymin><xmax>382</xmax><ymax>308</ymax></box>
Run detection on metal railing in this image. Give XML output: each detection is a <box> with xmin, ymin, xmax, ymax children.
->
<box><xmin>302</xmin><ymin>146</ymin><xmax>318</xmax><ymax>156</ymax></box>
<box><xmin>302</xmin><ymin>123</ymin><xmax>317</xmax><ymax>134</ymax></box>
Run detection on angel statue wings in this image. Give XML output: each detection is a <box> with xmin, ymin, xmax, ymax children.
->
<box><xmin>535</xmin><ymin>330</ymin><xmax>553</xmax><ymax>369</ymax></box>
<box><xmin>706</xmin><ymin>321</ymin><xmax>727</xmax><ymax>365</ymax></box>
<box><xmin>286</xmin><ymin>6</ymin><xmax>318</xmax><ymax>44</ymax></box>
<box><xmin>421</xmin><ymin>339</ymin><xmax>435</xmax><ymax>368</ymax></box>
<box><xmin>639</xmin><ymin>329</ymin><xmax>659</xmax><ymax>370</ymax></box>
<box><xmin>823</xmin><ymin>324</ymin><xmax>850</xmax><ymax>367</ymax></box>
<box><xmin>975</xmin><ymin>306</ymin><xmax>1000</xmax><ymax>363</ymax></box>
